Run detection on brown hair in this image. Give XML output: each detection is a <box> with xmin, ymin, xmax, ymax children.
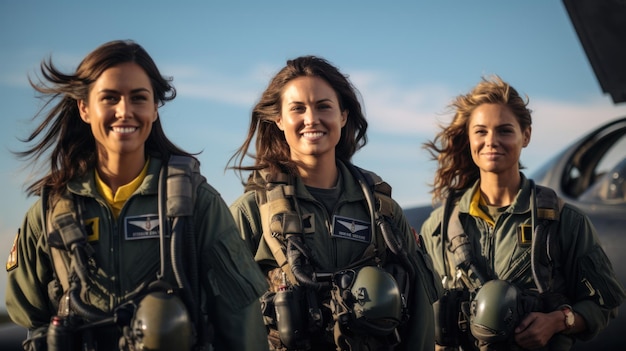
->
<box><xmin>228</xmin><ymin>55</ymin><xmax>368</xmax><ymax>183</ymax></box>
<box><xmin>423</xmin><ymin>75</ymin><xmax>532</xmax><ymax>203</ymax></box>
<box><xmin>16</xmin><ymin>40</ymin><xmax>192</xmax><ymax>197</ymax></box>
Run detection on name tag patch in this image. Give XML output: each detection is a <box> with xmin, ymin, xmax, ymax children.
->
<box><xmin>125</xmin><ymin>214</ymin><xmax>160</xmax><ymax>240</ymax></box>
<box><xmin>331</xmin><ymin>215</ymin><xmax>371</xmax><ymax>244</ymax></box>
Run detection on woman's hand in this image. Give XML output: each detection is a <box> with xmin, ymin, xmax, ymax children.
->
<box><xmin>513</xmin><ymin>311</ymin><xmax>563</xmax><ymax>349</ymax></box>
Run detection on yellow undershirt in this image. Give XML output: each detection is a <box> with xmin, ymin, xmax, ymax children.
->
<box><xmin>95</xmin><ymin>159</ymin><xmax>150</xmax><ymax>219</ymax></box>
<box><xmin>468</xmin><ymin>187</ymin><xmax>496</xmax><ymax>227</ymax></box>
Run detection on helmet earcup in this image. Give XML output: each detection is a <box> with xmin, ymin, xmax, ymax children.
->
<box><xmin>131</xmin><ymin>291</ymin><xmax>192</xmax><ymax>351</ymax></box>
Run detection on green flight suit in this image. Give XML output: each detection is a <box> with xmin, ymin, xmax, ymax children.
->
<box><xmin>230</xmin><ymin>161</ymin><xmax>442</xmax><ymax>351</ymax></box>
<box><xmin>6</xmin><ymin>157</ymin><xmax>269</xmax><ymax>351</ymax></box>
<box><xmin>420</xmin><ymin>173</ymin><xmax>625</xmax><ymax>351</ymax></box>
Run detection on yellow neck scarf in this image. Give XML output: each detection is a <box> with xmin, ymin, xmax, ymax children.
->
<box><xmin>468</xmin><ymin>187</ymin><xmax>495</xmax><ymax>227</ymax></box>
<box><xmin>95</xmin><ymin>159</ymin><xmax>150</xmax><ymax>219</ymax></box>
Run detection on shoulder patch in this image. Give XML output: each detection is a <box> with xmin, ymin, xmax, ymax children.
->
<box><xmin>85</xmin><ymin>217</ymin><xmax>100</xmax><ymax>242</ymax></box>
<box><xmin>6</xmin><ymin>230</ymin><xmax>19</xmax><ymax>271</ymax></box>
<box><xmin>517</xmin><ymin>224</ymin><xmax>533</xmax><ymax>246</ymax></box>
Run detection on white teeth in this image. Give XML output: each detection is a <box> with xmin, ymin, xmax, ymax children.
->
<box><xmin>303</xmin><ymin>132</ymin><xmax>324</xmax><ymax>138</ymax></box>
<box><xmin>111</xmin><ymin>127</ymin><xmax>137</xmax><ymax>133</ymax></box>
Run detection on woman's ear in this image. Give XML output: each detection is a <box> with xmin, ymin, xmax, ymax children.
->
<box><xmin>77</xmin><ymin>100</ymin><xmax>90</xmax><ymax>123</ymax></box>
<box><xmin>275</xmin><ymin>115</ymin><xmax>285</xmax><ymax>131</ymax></box>
<box><xmin>523</xmin><ymin>126</ymin><xmax>531</xmax><ymax>147</ymax></box>
<box><xmin>341</xmin><ymin>110</ymin><xmax>348</xmax><ymax>127</ymax></box>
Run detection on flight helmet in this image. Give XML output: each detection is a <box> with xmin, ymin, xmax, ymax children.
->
<box><xmin>349</xmin><ymin>266</ymin><xmax>402</xmax><ymax>335</ymax></box>
<box><xmin>130</xmin><ymin>290</ymin><xmax>193</xmax><ymax>351</ymax></box>
<box><xmin>469</xmin><ymin>279</ymin><xmax>521</xmax><ymax>343</ymax></box>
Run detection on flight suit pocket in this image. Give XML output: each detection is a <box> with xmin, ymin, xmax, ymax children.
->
<box><xmin>578</xmin><ymin>245</ymin><xmax>625</xmax><ymax>309</ymax></box>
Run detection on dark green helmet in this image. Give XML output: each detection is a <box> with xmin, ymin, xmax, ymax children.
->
<box><xmin>469</xmin><ymin>279</ymin><xmax>521</xmax><ymax>343</ymax></box>
<box><xmin>349</xmin><ymin>266</ymin><xmax>402</xmax><ymax>335</ymax></box>
<box><xmin>130</xmin><ymin>291</ymin><xmax>192</xmax><ymax>351</ymax></box>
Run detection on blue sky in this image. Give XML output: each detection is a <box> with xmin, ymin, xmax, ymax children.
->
<box><xmin>1</xmin><ymin>1</ymin><xmax>626</xmax><ymax>311</ymax></box>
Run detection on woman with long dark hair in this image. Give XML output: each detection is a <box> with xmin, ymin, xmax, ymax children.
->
<box><xmin>6</xmin><ymin>40</ymin><xmax>268</xmax><ymax>351</ymax></box>
<box><xmin>229</xmin><ymin>55</ymin><xmax>441</xmax><ymax>351</ymax></box>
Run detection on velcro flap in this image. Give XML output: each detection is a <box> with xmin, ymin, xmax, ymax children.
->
<box><xmin>52</xmin><ymin>213</ymin><xmax>86</xmax><ymax>250</ymax></box>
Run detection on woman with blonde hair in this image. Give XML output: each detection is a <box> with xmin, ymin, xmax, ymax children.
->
<box><xmin>421</xmin><ymin>75</ymin><xmax>624</xmax><ymax>351</ymax></box>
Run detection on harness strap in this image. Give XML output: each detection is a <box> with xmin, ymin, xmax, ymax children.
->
<box><xmin>46</xmin><ymin>189</ymin><xmax>91</xmax><ymax>295</ymax></box>
<box><xmin>531</xmin><ymin>183</ymin><xmax>564</xmax><ymax>293</ymax></box>
<box><xmin>447</xmin><ymin>205</ymin><xmax>487</xmax><ymax>290</ymax></box>
<box><xmin>349</xmin><ymin>166</ymin><xmax>394</xmax><ymax>264</ymax></box>
<box><xmin>346</xmin><ymin>163</ymin><xmax>415</xmax><ymax>319</ymax></box>
<box><xmin>354</xmin><ymin>165</ymin><xmax>394</xmax><ymax>219</ymax></box>
<box><xmin>165</xmin><ymin>155</ymin><xmax>205</xmax><ymax>346</ymax></box>
<box><xmin>258</xmin><ymin>179</ymin><xmax>299</xmax><ymax>286</ymax></box>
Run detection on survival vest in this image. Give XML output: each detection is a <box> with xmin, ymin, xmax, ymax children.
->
<box><xmin>252</xmin><ymin>163</ymin><xmax>417</xmax><ymax>350</ymax></box>
<box><xmin>252</xmin><ymin>163</ymin><xmax>407</xmax><ymax>286</ymax></box>
<box><xmin>441</xmin><ymin>180</ymin><xmax>565</xmax><ymax>294</ymax></box>
<box><xmin>42</xmin><ymin>155</ymin><xmax>208</xmax><ymax>348</ymax></box>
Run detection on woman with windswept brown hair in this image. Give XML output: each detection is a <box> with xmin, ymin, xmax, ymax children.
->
<box><xmin>421</xmin><ymin>75</ymin><xmax>624</xmax><ymax>351</ymax></box>
<box><xmin>228</xmin><ymin>55</ymin><xmax>442</xmax><ymax>351</ymax></box>
<box><xmin>6</xmin><ymin>40</ymin><xmax>268</xmax><ymax>351</ymax></box>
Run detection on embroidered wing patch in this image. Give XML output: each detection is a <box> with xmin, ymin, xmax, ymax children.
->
<box><xmin>125</xmin><ymin>214</ymin><xmax>160</xmax><ymax>240</ymax></box>
<box><xmin>331</xmin><ymin>215</ymin><xmax>371</xmax><ymax>243</ymax></box>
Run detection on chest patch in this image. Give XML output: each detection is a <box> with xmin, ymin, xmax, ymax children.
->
<box><xmin>517</xmin><ymin>224</ymin><xmax>532</xmax><ymax>246</ymax></box>
<box><xmin>331</xmin><ymin>215</ymin><xmax>371</xmax><ymax>244</ymax></box>
<box><xmin>125</xmin><ymin>214</ymin><xmax>160</xmax><ymax>240</ymax></box>
<box><xmin>302</xmin><ymin>213</ymin><xmax>315</xmax><ymax>234</ymax></box>
<box><xmin>85</xmin><ymin>217</ymin><xmax>100</xmax><ymax>242</ymax></box>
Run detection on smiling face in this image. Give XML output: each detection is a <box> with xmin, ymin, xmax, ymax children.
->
<box><xmin>468</xmin><ymin>103</ymin><xmax>531</xmax><ymax>178</ymax></box>
<box><xmin>276</xmin><ymin>75</ymin><xmax>347</xmax><ymax>167</ymax></box>
<box><xmin>78</xmin><ymin>62</ymin><xmax>158</xmax><ymax>162</ymax></box>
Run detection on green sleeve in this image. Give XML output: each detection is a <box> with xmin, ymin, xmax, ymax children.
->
<box><xmin>419</xmin><ymin>206</ymin><xmax>446</xmax><ymax>282</ymax></box>
<box><xmin>211</xmin><ymin>298</ymin><xmax>269</xmax><ymax>351</ymax></box>
<box><xmin>194</xmin><ymin>183</ymin><xmax>268</xmax><ymax>347</ymax></box>
<box><xmin>392</xmin><ymin>201</ymin><xmax>442</xmax><ymax>302</ymax></box>
<box><xmin>229</xmin><ymin>191</ymin><xmax>263</xmax><ymax>255</ymax></box>
<box><xmin>197</xmin><ymin>183</ymin><xmax>267</xmax><ymax>306</ymax></box>
<box><xmin>391</xmin><ymin>201</ymin><xmax>443</xmax><ymax>351</ymax></box>
<box><xmin>559</xmin><ymin>204</ymin><xmax>625</xmax><ymax>341</ymax></box>
<box><xmin>5</xmin><ymin>199</ymin><xmax>56</xmax><ymax>329</ymax></box>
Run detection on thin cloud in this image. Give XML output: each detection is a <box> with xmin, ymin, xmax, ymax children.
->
<box><xmin>0</xmin><ymin>49</ymin><xmax>88</xmax><ymax>88</ymax></box>
<box><xmin>164</xmin><ymin>64</ymin><xmax>273</xmax><ymax>106</ymax></box>
<box><xmin>530</xmin><ymin>97</ymin><xmax>626</xmax><ymax>148</ymax></box>
<box><xmin>350</xmin><ymin>71</ymin><xmax>451</xmax><ymax>135</ymax></box>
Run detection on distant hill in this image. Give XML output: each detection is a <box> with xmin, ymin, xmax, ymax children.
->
<box><xmin>0</xmin><ymin>312</ymin><xmax>24</xmax><ymax>351</ymax></box>
<box><xmin>0</xmin><ymin>312</ymin><xmax>11</xmax><ymax>324</ymax></box>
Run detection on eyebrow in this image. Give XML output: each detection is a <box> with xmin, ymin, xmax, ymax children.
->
<box><xmin>471</xmin><ymin>122</ymin><xmax>515</xmax><ymax>128</ymax></box>
<box><xmin>97</xmin><ymin>88</ymin><xmax>152</xmax><ymax>94</ymax></box>
<box><xmin>287</xmin><ymin>98</ymin><xmax>335</xmax><ymax>104</ymax></box>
